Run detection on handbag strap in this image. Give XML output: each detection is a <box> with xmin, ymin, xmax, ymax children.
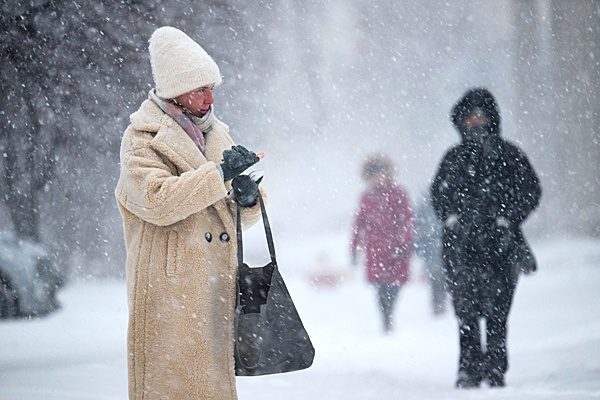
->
<box><xmin>236</xmin><ymin>191</ymin><xmax>277</xmax><ymax>267</ymax></box>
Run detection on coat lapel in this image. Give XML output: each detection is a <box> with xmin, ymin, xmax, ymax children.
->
<box><xmin>203</xmin><ymin>128</ymin><xmax>229</xmax><ymax>164</ymax></box>
<box><xmin>148</xmin><ymin>107</ymin><xmax>229</xmax><ymax>172</ymax></box>
<box><xmin>148</xmin><ymin>108</ymin><xmax>236</xmax><ymax>235</ymax></box>
<box><xmin>150</xmin><ymin>124</ymin><xmax>206</xmax><ymax>173</ymax></box>
<box><xmin>204</xmin><ymin>123</ymin><xmax>236</xmax><ymax>238</ymax></box>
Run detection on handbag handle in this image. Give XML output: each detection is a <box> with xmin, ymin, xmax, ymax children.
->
<box><xmin>236</xmin><ymin>192</ymin><xmax>277</xmax><ymax>268</ymax></box>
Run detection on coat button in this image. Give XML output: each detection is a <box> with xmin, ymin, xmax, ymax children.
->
<box><xmin>220</xmin><ymin>233</ymin><xmax>230</xmax><ymax>243</ymax></box>
<box><xmin>205</xmin><ymin>232</ymin><xmax>212</xmax><ymax>242</ymax></box>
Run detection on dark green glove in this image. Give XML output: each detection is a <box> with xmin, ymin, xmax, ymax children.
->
<box><xmin>220</xmin><ymin>145</ymin><xmax>260</xmax><ymax>181</ymax></box>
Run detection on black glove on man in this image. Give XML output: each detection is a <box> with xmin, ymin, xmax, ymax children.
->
<box><xmin>220</xmin><ymin>145</ymin><xmax>260</xmax><ymax>181</ymax></box>
<box><xmin>232</xmin><ymin>175</ymin><xmax>263</xmax><ymax>208</ymax></box>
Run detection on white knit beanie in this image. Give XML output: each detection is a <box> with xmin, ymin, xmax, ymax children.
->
<box><xmin>149</xmin><ymin>26</ymin><xmax>222</xmax><ymax>99</ymax></box>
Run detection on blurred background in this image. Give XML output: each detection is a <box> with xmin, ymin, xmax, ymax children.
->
<box><xmin>1</xmin><ymin>0</ymin><xmax>598</xmax><ymax>280</ymax></box>
<box><xmin>0</xmin><ymin>1</ymin><xmax>599</xmax><ymax>399</ymax></box>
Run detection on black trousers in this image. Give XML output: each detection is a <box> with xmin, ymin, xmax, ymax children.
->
<box><xmin>447</xmin><ymin>257</ymin><xmax>517</xmax><ymax>380</ymax></box>
<box><xmin>376</xmin><ymin>284</ymin><xmax>401</xmax><ymax>331</ymax></box>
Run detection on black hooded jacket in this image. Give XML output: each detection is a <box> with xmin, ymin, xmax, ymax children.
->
<box><xmin>430</xmin><ymin>89</ymin><xmax>541</xmax><ymax>269</ymax></box>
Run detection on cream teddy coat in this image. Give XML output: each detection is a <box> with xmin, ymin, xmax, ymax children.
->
<box><xmin>115</xmin><ymin>98</ymin><xmax>263</xmax><ymax>400</ymax></box>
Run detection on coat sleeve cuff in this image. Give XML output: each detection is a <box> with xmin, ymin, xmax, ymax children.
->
<box><xmin>215</xmin><ymin>163</ymin><xmax>225</xmax><ymax>180</ymax></box>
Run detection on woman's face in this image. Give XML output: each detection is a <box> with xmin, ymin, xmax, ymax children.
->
<box><xmin>464</xmin><ymin>111</ymin><xmax>489</xmax><ymax>129</ymax></box>
<box><xmin>369</xmin><ymin>172</ymin><xmax>389</xmax><ymax>187</ymax></box>
<box><xmin>174</xmin><ymin>85</ymin><xmax>215</xmax><ymax>117</ymax></box>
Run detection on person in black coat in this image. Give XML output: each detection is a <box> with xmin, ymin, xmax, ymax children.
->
<box><xmin>430</xmin><ymin>88</ymin><xmax>541</xmax><ymax>389</ymax></box>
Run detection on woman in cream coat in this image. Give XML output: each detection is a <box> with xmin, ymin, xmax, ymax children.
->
<box><xmin>115</xmin><ymin>27</ymin><xmax>264</xmax><ymax>400</ymax></box>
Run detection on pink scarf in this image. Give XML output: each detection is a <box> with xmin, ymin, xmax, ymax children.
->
<box><xmin>149</xmin><ymin>90</ymin><xmax>209</xmax><ymax>154</ymax></box>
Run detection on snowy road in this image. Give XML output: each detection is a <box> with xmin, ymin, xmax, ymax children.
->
<box><xmin>1</xmin><ymin>238</ymin><xmax>599</xmax><ymax>400</ymax></box>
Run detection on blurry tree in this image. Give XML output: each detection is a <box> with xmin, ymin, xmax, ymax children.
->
<box><xmin>0</xmin><ymin>0</ymin><xmax>260</xmax><ymax>279</ymax></box>
<box><xmin>512</xmin><ymin>0</ymin><xmax>600</xmax><ymax>236</ymax></box>
<box><xmin>0</xmin><ymin>1</ymin><xmax>59</xmax><ymax>242</ymax></box>
<box><xmin>0</xmin><ymin>1</ymin><xmax>158</xmax><ymax>279</ymax></box>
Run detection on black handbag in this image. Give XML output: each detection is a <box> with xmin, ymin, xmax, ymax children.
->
<box><xmin>509</xmin><ymin>231</ymin><xmax>537</xmax><ymax>276</ymax></box>
<box><xmin>234</xmin><ymin>193</ymin><xmax>315</xmax><ymax>376</ymax></box>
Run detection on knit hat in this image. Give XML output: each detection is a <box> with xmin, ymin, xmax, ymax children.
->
<box><xmin>149</xmin><ymin>26</ymin><xmax>222</xmax><ymax>99</ymax></box>
<box><xmin>361</xmin><ymin>154</ymin><xmax>395</xmax><ymax>181</ymax></box>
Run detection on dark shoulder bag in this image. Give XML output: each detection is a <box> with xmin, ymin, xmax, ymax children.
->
<box><xmin>234</xmin><ymin>193</ymin><xmax>315</xmax><ymax>376</ymax></box>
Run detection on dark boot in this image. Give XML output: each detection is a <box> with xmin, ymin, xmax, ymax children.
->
<box><xmin>456</xmin><ymin>317</ymin><xmax>484</xmax><ymax>389</ymax></box>
<box><xmin>487</xmin><ymin>370</ymin><xmax>505</xmax><ymax>388</ymax></box>
<box><xmin>383</xmin><ymin>313</ymin><xmax>393</xmax><ymax>334</ymax></box>
<box><xmin>377</xmin><ymin>284</ymin><xmax>400</xmax><ymax>334</ymax></box>
<box><xmin>455</xmin><ymin>371</ymin><xmax>482</xmax><ymax>389</ymax></box>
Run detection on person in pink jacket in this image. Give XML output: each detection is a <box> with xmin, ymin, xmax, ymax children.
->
<box><xmin>351</xmin><ymin>154</ymin><xmax>414</xmax><ymax>333</ymax></box>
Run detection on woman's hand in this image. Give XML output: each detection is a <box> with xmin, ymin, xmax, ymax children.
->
<box><xmin>232</xmin><ymin>175</ymin><xmax>262</xmax><ymax>208</ymax></box>
<box><xmin>220</xmin><ymin>145</ymin><xmax>260</xmax><ymax>181</ymax></box>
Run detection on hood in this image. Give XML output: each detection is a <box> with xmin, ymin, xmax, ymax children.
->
<box><xmin>451</xmin><ymin>88</ymin><xmax>500</xmax><ymax>141</ymax></box>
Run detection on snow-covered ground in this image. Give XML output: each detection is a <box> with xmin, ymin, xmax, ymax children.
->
<box><xmin>1</xmin><ymin>237</ymin><xmax>599</xmax><ymax>400</ymax></box>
